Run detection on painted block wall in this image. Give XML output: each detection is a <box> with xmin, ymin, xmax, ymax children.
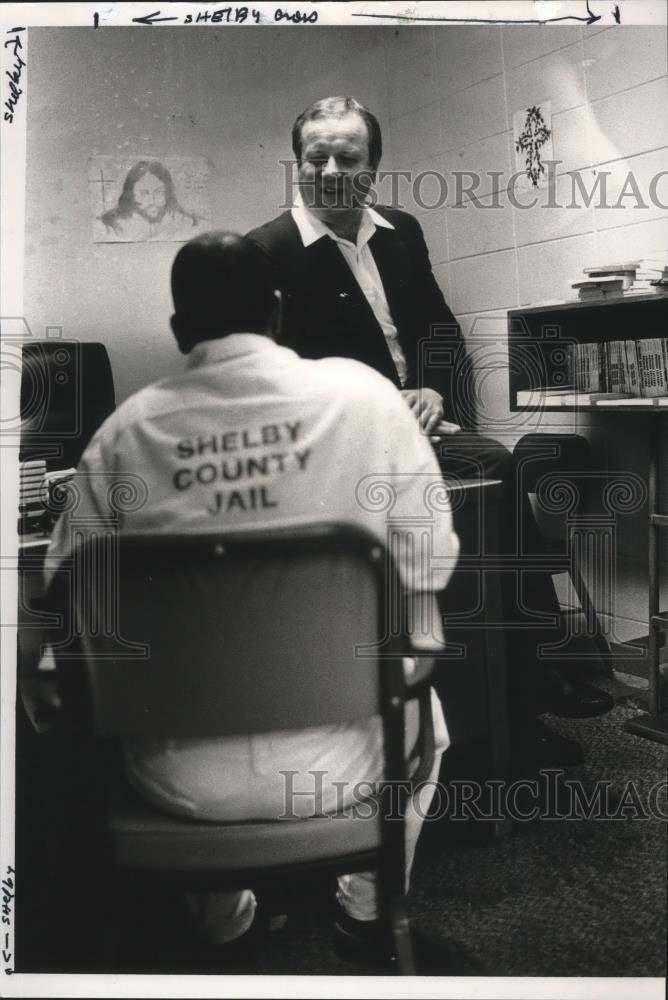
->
<box><xmin>24</xmin><ymin>26</ymin><xmax>388</xmax><ymax>404</ymax></box>
<box><xmin>380</xmin><ymin>24</ymin><xmax>668</xmax><ymax>641</ymax></box>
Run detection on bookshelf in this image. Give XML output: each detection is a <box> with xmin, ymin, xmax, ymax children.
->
<box><xmin>507</xmin><ymin>292</ymin><xmax>668</xmax><ymax>743</ymax></box>
<box><xmin>507</xmin><ymin>292</ymin><xmax>668</xmax><ymax>412</ymax></box>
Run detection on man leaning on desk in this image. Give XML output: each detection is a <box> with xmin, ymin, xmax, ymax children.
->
<box><xmin>247</xmin><ymin>95</ymin><xmax>614</xmax><ymax>760</ymax></box>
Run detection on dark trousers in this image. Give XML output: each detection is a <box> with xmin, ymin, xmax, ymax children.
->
<box><xmin>434</xmin><ymin>431</ymin><xmax>569</xmax><ymax>717</ymax></box>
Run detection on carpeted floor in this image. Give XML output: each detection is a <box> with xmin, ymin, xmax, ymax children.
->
<box><xmin>15</xmin><ymin>687</ymin><xmax>667</xmax><ymax>979</ymax></box>
<box><xmin>407</xmin><ymin>701</ymin><xmax>667</xmax><ymax>978</ymax></box>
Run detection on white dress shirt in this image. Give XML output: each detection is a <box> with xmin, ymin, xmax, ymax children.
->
<box><xmin>291</xmin><ymin>193</ymin><xmax>409</xmax><ymax>386</ymax></box>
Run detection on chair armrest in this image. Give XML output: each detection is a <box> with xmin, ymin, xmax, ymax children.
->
<box><xmin>403</xmin><ymin>592</ymin><xmax>445</xmax><ymax>694</ymax></box>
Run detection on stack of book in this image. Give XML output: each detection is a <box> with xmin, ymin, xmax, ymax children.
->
<box><xmin>19</xmin><ymin>459</ymin><xmax>47</xmax><ymax>534</ymax></box>
<box><xmin>630</xmin><ymin>257</ymin><xmax>668</xmax><ymax>291</ymax></box>
<box><xmin>571</xmin><ymin>257</ymin><xmax>668</xmax><ymax>300</ymax></box>
<box><xmin>517</xmin><ymin>337</ymin><xmax>668</xmax><ymax>407</ymax></box>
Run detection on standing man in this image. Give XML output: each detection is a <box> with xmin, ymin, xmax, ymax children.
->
<box><xmin>247</xmin><ymin>96</ymin><xmax>613</xmax><ymax>754</ymax></box>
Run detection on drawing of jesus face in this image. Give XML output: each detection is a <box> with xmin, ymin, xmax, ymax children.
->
<box><xmin>133</xmin><ymin>171</ymin><xmax>167</xmax><ymax>221</ymax></box>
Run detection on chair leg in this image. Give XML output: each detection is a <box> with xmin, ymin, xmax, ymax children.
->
<box><xmin>571</xmin><ymin>567</ymin><xmax>614</xmax><ymax>677</ymax></box>
<box><xmin>386</xmin><ymin>893</ymin><xmax>415</xmax><ymax>976</ymax></box>
<box><xmin>378</xmin><ymin>846</ymin><xmax>415</xmax><ymax>975</ymax></box>
<box><xmin>591</xmin><ymin>628</ymin><xmax>614</xmax><ymax>679</ymax></box>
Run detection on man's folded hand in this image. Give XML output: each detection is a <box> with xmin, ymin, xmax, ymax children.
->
<box><xmin>400</xmin><ymin>387</ymin><xmax>446</xmax><ymax>434</ymax></box>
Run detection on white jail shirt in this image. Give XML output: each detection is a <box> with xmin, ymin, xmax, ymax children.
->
<box><xmin>46</xmin><ymin>335</ymin><xmax>457</xmax><ymax>819</ymax></box>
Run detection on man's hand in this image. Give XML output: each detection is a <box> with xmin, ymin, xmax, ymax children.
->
<box><xmin>400</xmin><ymin>387</ymin><xmax>446</xmax><ymax>434</ymax></box>
<box><xmin>429</xmin><ymin>419</ymin><xmax>461</xmax><ymax>442</ymax></box>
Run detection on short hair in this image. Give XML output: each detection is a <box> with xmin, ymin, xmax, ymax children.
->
<box><xmin>291</xmin><ymin>96</ymin><xmax>382</xmax><ymax>170</ymax></box>
<box><xmin>171</xmin><ymin>232</ymin><xmax>276</xmax><ymax>349</ymax></box>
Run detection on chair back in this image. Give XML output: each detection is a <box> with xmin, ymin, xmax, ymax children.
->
<box><xmin>60</xmin><ymin>524</ymin><xmax>405</xmax><ymax>739</ymax></box>
<box><xmin>514</xmin><ymin>432</ymin><xmax>591</xmax><ymax>494</ymax></box>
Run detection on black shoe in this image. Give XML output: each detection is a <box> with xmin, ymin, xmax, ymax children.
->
<box><xmin>511</xmin><ymin>717</ymin><xmax>585</xmax><ymax>767</ymax></box>
<box><xmin>332</xmin><ymin>901</ymin><xmax>453</xmax><ymax>974</ymax></box>
<box><xmin>332</xmin><ymin>899</ymin><xmax>394</xmax><ymax>969</ymax></box>
<box><xmin>539</xmin><ymin>667</ymin><xmax>614</xmax><ymax>718</ymax></box>
<box><xmin>333</xmin><ymin>901</ymin><xmax>385</xmax><ymax>951</ymax></box>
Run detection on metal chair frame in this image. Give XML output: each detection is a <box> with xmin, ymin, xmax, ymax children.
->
<box><xmin>47</xmin><ymin>523</ymin><xmax>441</xmax><ymax>974</ymax></box>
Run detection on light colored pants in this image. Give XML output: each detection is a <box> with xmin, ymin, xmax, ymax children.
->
<box><xmin>185</xmin><ymin>748</ymin><xmax>444</xmax><ymax>942</ymax></box>
<box><xmin>178</xmin><ymin>691</ymin><xmax>447</xmax><ymax>944</ymax></box>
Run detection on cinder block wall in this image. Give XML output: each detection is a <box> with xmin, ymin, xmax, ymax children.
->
<box><xmin>24</xmin><ymin>26</ymin><xmax>389</xmax><ymax>404</ymax></box>
<box><xmin>380</xmin><ymin>24</ymin><xmax>667</xmax><ymax>642</ymax></box>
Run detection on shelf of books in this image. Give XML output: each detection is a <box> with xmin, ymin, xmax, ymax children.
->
<box><xmin>507</xmin><ymin>261</ymin><xmax>668</xmax><ymax>412</ymax></box>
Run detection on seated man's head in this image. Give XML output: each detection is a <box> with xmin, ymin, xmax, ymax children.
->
<box><xmin>170</xmin><ymin>231</ymin><xmax>280</xmax><ymax>354</ymax></box>
<box><xmin>292</xmin><ymin>96</ymin><xmax>382</xmax><ymax>224</ymax></box>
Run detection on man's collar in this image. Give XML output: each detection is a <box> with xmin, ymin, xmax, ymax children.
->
<box><xmin>186</xmin><ymin>333</ymin><xmax>278</xmax><ymax>369</ymax></box>
<box><xmin>291</xmin><ymin>190</ymin><xmax>394</xmax><ymax>249</ymax></box>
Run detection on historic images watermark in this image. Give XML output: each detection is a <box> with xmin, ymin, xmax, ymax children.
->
<box><xmin>278</xmin><ymin>768</ymin><xmax>668</xmax><ymax>823</ymax></box>
<box><xmin>279</xmin><ymin>159</ymin><xmax>668</xmax><ymax>212</ymax></box>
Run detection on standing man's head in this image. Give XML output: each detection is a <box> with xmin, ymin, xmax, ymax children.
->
<box><xmin>291</xmin><ymin>96</ymin><xmax>382</xmax><ymax>232</ymax></box>
<box><xmin>170</xmin><ymin>232</ymin><xmax>280</xmax><ymax>354</ymax></box>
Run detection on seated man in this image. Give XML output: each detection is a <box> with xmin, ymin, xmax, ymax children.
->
<box><xmin>247</xmin><ymin>95</ymin><xmax>613</xmax><ymax>754</ymax></box>
<box><xmin>44</xmin><ymin>232</ymin><xmax>459</xmax><ymax>957</ymax></box>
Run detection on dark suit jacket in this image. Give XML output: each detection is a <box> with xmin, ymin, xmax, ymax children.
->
<box><xmin>247</xmin><ymin>207</ymin><xmax>472</xmax><ymax>427</ymax></box>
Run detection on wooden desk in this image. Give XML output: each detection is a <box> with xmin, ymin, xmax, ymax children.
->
<box><xmin>436</xmin><ymin>477</ymin><xmax>511</xmax><ymax>836</ymax></box>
